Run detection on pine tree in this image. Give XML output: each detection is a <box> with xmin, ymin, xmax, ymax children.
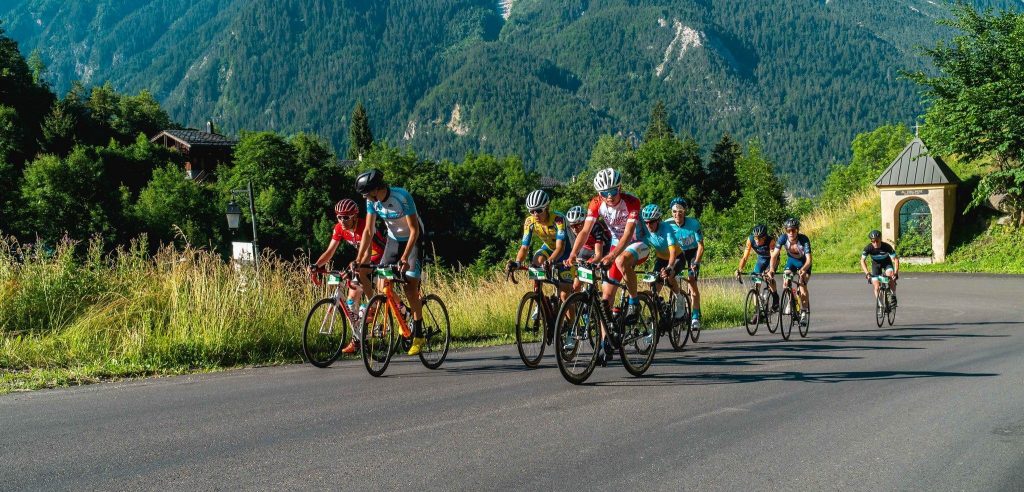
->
<box><xmin>706</xmin><ymin>133</ymin><xmax>742</xmax><ymax>211</ymax></box>
<box><xmin>347</xmin><ymin>102</ymin><xmax>373</xmax><ymax>160</ymax></box>
<box><xmin>643</xmin><ymin>100</ymin><xmax>674</xmax><ymax>142</ymax></box>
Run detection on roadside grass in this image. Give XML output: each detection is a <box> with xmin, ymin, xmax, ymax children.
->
<box><xmin>0</xmin><ymin>239</ymin><xmax>745</xmax><ymax>393</ymax></box>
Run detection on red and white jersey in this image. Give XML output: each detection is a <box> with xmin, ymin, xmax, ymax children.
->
<box><xmin>332</xmin><ymin>217</ymin><xmax>386</xmax><ymax>257</ymax></box>
<box><xmin>586</xmin><ymin>193</ymin><xmax>642</xmax><ymax>243</ymax></box>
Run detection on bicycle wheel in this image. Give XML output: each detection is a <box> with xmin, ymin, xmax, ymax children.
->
<box><xmin>302</xmin><ymin>298</ymin><xmax>348</xmax><ymax>368</ymax></box>
<box><xmin>779</xmin><ymin>289</ymin><xmax>794</xmax><ymax>341</ymax></box>
<box><xmin>360</xmin><ymin>295</ymin><xmax>395</xmax><ymax>377</ymax></box>
<box><xmin>875</xmin><ymin>288</ymin><xmax>885</xmax><ymax>327</ymax></box>
<box><xmin>744</xmin><ymin>289</ymin><xmax>759</xmax><ymax>336</ymax></box>
<box><xmin>798</xmin><ymin>304</ymin><xmax>810</xmax><ymax>338</ymax></box>
<box><xmin>886</xmin><ymin>290</ymin><xmax>896</xmax><ymax>326</ymax></box>
<box><xmin>554</xmin><ymin>292</ymin><xmax>599</xmax><ymax>385</ymax></box>
<box><xmin>514</xmin><ymin>292</ymin><xmax>546</xmax><ymax>367</ymax></box>
<box><xmin>621</xmin><ymin>293</ymin><xmax>658</xmax><ymax>376</ymax></box>
<box><xmin>418</xmin><ymin>294</ymin><xmax>451</xmax><ymax>369</ymax></box>
<box><xmin>667</xmin><ymin>291</ymin><xmax>689</xmax><ymax>351</ymax></box>
<box><xmin>766</xmin><ymin>290</ymin><xmax>779</xmax><ymax>333</ymax></box>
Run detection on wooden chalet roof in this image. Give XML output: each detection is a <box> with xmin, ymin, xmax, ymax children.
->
<box><xmin>874</xmin><ymin>138</ymin><xmax>959</xmax><ymax>187</ymax></box>
<box><xmin>150</xmin><ymin>129</ymin><xmax>237</xmax><ymax>149</ymax></box>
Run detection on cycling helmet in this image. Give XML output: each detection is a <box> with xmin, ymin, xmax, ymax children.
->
<box><xmin>566</xmin><ymin>205</ymin><xmax>586</xmax><ymax>225</ymax></box>
<box><xmin>525</xmin><ymin>189</ymin><xmax>550</xmax><ymax>211</ymax></box>
<box><xmin>641</xmin><ymin>204</ymin><xmax>662</xmax><ymax>221</ymax></box>
<box><xmin>592</xmin><ymin>168</ymin><xmax>622</xmax><ymax>191</ymax></box>
<box><xmin>751</xmin><ymin>224</ymin><xmax>768</xmax><ymax>238</ymax></box>
<box><xmin>783</xmin><ymin>217</ymin><xmax>800</xmax><ymax>230</ymax></box>
<box><xmin>354</xmin><ymin>169</ymin><xmax>385</xmax><ymax>194</ymax></box>
<box><xmin>334</xmin><ymin>199</ymin><xmax>359</xmax><ymax>216</ymax></box>
<box><xmin>669</xmin><ymin>197</ymin><xmax>688</xmax><ymax>209</ymax></box>
<box><xmin>868</xmin><ymin>229</ymin><xmax>882</xmax><ymax>240</ymax></box>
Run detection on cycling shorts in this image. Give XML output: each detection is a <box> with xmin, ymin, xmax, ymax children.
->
<box><xmin>653</xmin><ymin>257</ymin><xmax>684</xmax><ymax>276</ymax></box>
<box><xmin>784</xmin><ymin>256</ymin><xmax>811</xmax><ymax>276</ymax></box>
<box><xmin>607</xmin><ymin>241</ymin><xmax>650</xmax><ymax>284</ymax></box>
<box><xmin>752</xmin><ymin>255</ymin><xmax>774</xmax><ymax>275</ymax></box>
<box><xmin>870</xmin><ymin>259</ymin><xmax>894</xmax><ymax>277</ymax></box>
<box><xmin>382</xmin><ymin>238</ymin><xmax>421</xmax><ymax>279</ymax></box>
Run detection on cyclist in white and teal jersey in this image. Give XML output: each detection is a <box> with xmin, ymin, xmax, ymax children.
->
<box><xmin>354</xmin><ymin>169</ymin><xmax>428</xmax><ymax>356</ymax></box>
<box><xmin>640</xmin><ymin>204</ymin><xmax>688</xmax><ymax>319</ymax></box>
<box><xmin>665</xmin><ymin>197</ymin><xmax>705</xmax><ymax>330</ymax></box>
<box><xmin>860</xmin><ymin>229</ymin><xmax>899</xmax><ymax>307</ymax></box>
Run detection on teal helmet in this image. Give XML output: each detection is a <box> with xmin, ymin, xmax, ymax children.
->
<box><xmin>641</xmin><ymin>204</ymin><xmax>662</xmax><ymax>221</ymax></box>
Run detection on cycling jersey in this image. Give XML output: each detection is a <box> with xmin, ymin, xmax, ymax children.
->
<box><xmin>521</xmin><ymin>212</ymin><xmax>567</xmax><ymax>250</ymax></box>
<box><xmin>569</xmin><ymin>218</ymin><xmax>612</xmax><ymax>253</ymax></box>
<box><xmin>667</xmin><ymin>217</ymin><xmax>703</xmax><ymax>251</ymax></box>
<box><xmin>644</xmin><ymin>220</ymin><xmax>683</xmax><ymax>260</ymax></box>
<box><xmin>775</xmin><ymin>233</ymin><xmax>811</xmax><ymax>260</ymax></box>
<box><xmin>749</xmin><ymin>234</ymin><xmax>774</xmax><ymax>258</ymax></box>
<box><xmin>586</xmin><ymin>193</ymin><xmax>642</xmax><ymax>245</ymax></box>
<box><xmin>332</xmin><ymin>217</ymin><xmax>386</xmax><ymax>258</ymax></box>
<box><xmin>366</xmin><ymin>187</ymin><xmax>422</xmax><ymax>241</ymax></box>
<box><xmin>862</xmin><ymin>242</ymin><xmax>898</xmax><ymax>263</ymax></box>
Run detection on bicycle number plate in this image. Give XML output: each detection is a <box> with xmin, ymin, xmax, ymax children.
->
<box><xmin>878</xmin><ymin>276</ymin><xmax>890</xmax><ymax>284</ymax></box>
<box><xmin>578</xmin><ymin>267</ymin><xmax>595</xmax><ymax>284</ymax></box>
<box><xmin>752</xmin><ymin>276</ymin><xmax>763</xmax><ymax>284</ymax></box>
<box><xmin>326</xmin><ymin>273</ymin><xmax>342</xmax><ymax>285</ymax></box>
<box><xmin>527</xmin><ymin>267</ymin><xmax>547</xmax><ymax>281</ymax></box>
<box><xmin>376</xmin><ymin>268</ymin><xmax>397</xmax><ymax>280</ymax></box>
<box><xmin>641</xmin><ymin>273</ymin><xmax>658</xmax><ymax>283</ymax></box>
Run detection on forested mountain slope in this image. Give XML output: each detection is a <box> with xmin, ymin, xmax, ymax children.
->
<box><xmin>3</xmin><ymin>0</ymin><xmax>1019</xmax><ymax>191</ymax></box>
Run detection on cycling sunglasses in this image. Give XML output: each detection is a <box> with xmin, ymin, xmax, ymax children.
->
<box><xmin>599</xmin><ymin>188</ymin><xmax>619</xmax><ymax>198</ymax></box>
<box><xmin>529</xmin><ymin>208</ymin><xmax>545</xmax><ymax>215</ymax></box>
<box><xmin>336</xmin><ymin>214</ymin><xmax>356</xmax><ymax>221</ymax></box>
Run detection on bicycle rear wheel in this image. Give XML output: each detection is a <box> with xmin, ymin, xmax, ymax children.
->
<box><xmin>555</xmin><ymin>292</ymin><xmax>599</xmax><ymax>385</ymax></box>
<box><xmin>779</xmin><ymin>289</ymin><xmax>794</xmax><ymax>341</ymax></box>
<box><xmin>875</xmin><ymin>289</ymin><xmax>885</xmax><ymax>327</ymax></box>
<box><xmin>744</xmin><ymin>289</ymin><xmax>759</xmax><ymax>336</ymax></box>
<box><xmin>886</xmin><ymin>290</ymin><xmax>896</xmax><ymax>326</ymax></box>
<box><xmin>360</xmin><ymin>295</ymin><xmax>395</xmax><ymax>377</ymax></box>
<box><xmin>621</xmin><ymin>293</ymin><xmax>658</xmax><ymax>376</ymax></box>
<box><xmin>515</xmin><ymin>292</ymin><xmax>546</xmax><ymax>367</ymax></box>
<box><xmin>302</xmin><ymin>298</ymin><xmax>348</xmax><ymax>368</ymax></box>
<box><xmin>418</xmin><ymin>294</ymin><xmax>451</xmax><ymax>369</ymax></box>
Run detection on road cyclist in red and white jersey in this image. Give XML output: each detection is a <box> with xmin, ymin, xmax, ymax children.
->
<box><xmin>564</xmin><ymin>167</ymin><xmax>650</xmax><ymax>362</ymax></box>
<box><xmin>309</xmin><ymin>199</ymin><xmax>387</xmax><ymax>354</ymax></box>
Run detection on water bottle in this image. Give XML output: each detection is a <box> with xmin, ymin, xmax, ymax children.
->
<box><xmin>345</xmin><ymin>299</ymin><xmax>359</xmax><ymax>324</ymax></box>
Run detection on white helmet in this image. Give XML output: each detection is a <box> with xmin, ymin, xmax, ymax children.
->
<box><xmin>525</xmin><ymin>189</ymin><xmax>550</xmax><ymax>210</ymax></box>
<box><xmin>593</xmin><ymin>168</ymin><xmax>621</xmax><ymax>191</ymax></box>
<box><xmin>566</xmin><ymin>205</ymin><xmax>586</xmax><ymax>225</ymax></box>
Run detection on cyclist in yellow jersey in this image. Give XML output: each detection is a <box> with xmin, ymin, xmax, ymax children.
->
<box><xmin>507</xmin><ymin>190</ymin><xmax>572</xmax><ymax>301</ymax></box>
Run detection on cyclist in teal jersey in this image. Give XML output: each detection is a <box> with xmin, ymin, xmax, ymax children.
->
<box><xmin>665</xmin><ymin>197</ymin><xmax>705</xmax><ymax>330</ymax></box>
<box><xmin>641</xmin><ymin>204</ymin><xmax>688</xmax><ymax>319</ymax></box>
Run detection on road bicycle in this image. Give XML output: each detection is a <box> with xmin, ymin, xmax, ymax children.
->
<box><xmin>553</xmin><ymin>262</ymin><xmax>658</xmax><ymax>385</ymax></box>
<box><xmin>506</xmin><ymin>264</ymin><xmax>569</xmax><ymax>368</ymax></box>
<box><xmin>872</xmin><ymin>275</ymin><xmax>896</xmax><ymax>327</ymax></box>
<box><xmin>776</xmin><ymin>270</ymin><xmax>810</xmax><ymax>340</ymax></box>
<box><xmin>640</xmin><ymin>269</ymin><xmax>689</xmax><ymax>351</ymax></box>
<box><xmin>303</xmin><ymin>267</ymin><xmax>362</xmax><ymax>368</ymax></box>
<box><xmin>737</xmin><ymin>271</ymin><xmax>778</xmax><ymax>336</ymax></box>
<box><xmin>359</xmin><ymin>263</ymin><xmax>451</xmax><ymax>376</ymax></box>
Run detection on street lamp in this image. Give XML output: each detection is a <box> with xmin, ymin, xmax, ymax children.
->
<box><xmin>226</xmin><ymin>180</ymin><xmax>259</xmax><ymax>270</ymax></box>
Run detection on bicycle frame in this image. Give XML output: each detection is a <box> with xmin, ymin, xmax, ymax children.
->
<box><xmin>373</xmin><ymin>266</ymin><xmax>413</xmax><ymax>339</ymax></box>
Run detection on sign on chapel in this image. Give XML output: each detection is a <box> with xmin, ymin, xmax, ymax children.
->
<box><xmin>874</xmin><ymin>138</ymin><xmax>959</xmax><ymax>263</ymax></box>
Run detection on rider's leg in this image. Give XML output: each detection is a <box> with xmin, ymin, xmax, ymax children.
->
<box><xmin>616</xmin><ymin>253</ymin><xmax>639</xmax><ymax>299</ymax></box>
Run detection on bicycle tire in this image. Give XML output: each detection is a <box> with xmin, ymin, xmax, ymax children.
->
<box><xmin>554</xmin><ymin>292</ymin><xmax>599</xmax><ymax>385</ymax></box>
<box><xmin>875</xmin><ymin>288</ymin><xmax>885</xmax><ymax>327</ymax></box>
<box><xmin>360</xmin><ymin>295</ymin><xmax>395</xmax><ymax>377</ymax></box>
<box><xmin>302</xmin><ymin>298</ymin><xmax>348</xmax><ymax>368</ymax></box>
<box><xmin>798</xmin><ymin>305</ymin><xmax>810</xmax><ymax>338</ymax></box>
<box><xmin>886</xmin><ymin>290</ymin><xmax>896</xmax><ymax>326</ymax></box>
<box><xmin>515</xmin><ymin>292</ymin><xmax>546</xmax><ymax>368</ymax></box>
<box><xmin>744</xmin><ymin>289</ymin><xmax>759</xmax><ymax>336</ymax></box>
<box><xmin>779</xmin><ymin>289</ymin><xmax>794</xmax><ymax>341</ymax></box>
<box><xmin>418</xmin><ymin>294</ymin><xmax>451</xmax><ymax>369</ymax></box>
<box><xmin>620</xmin><ymin>293</ymin><xmax>658</xmax><ymax>376</ymax></box>
<box><xmin>667</xmin><ymin>291</ymin><xmax>688</xmax><ymax>351</ymax></box>
<box><xmin>766</xmin><ymin>290</ymin><xmax>779</xmax><ymax>333</ymax></box>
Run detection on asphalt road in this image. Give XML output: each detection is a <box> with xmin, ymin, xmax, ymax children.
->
<box><xmin>3</xmin><ymin>274</ymin><xmax>1024</xmax><ymax>491</ymax></box>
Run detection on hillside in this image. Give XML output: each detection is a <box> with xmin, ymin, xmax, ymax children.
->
<box><xmin>3</xmin><ymin>0</ymin><xmax>1021</xmax><ymax>191</ymax></box>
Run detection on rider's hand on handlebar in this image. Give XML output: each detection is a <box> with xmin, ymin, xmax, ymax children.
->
<box><xmin>506</xmin><ymin>260</ymin><xmax>520</xmax><ymax>272</ymax></box>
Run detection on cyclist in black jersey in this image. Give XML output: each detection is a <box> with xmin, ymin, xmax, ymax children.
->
<box><xmin>736</xmin><ymin>224</ymin><xmax>779</xmax><ymax>309</ymax></box>
<box><xmin>859</xmin><ymin>230</ymin><xmax>900</xmax><ymax>307</ymax></box>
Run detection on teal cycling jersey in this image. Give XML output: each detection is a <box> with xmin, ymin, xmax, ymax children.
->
<box><xmin>643</xmin><ymin>220</ymin><xmax>682</xmax><ymax>259</ymax></box>
<box><xmin>666</xmin><ymin>217</ymin><xmax>703</xmax><ymax>251</ymax></box>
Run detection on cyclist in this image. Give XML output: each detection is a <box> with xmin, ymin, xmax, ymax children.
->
<box><xmin>665</xmin><ymin>197</ymin><xmax>704</xmax><ymax>330</ymax></box>
<box><xmin>860</xmin><ymin>229</ymin><xmax>899</xmax><ymax>307</ymax></box>
<box><xmin>565</xmin><ymin>205</ymin><xmax>610</xmax><ymax>292</ymax></box>
<box><xmin>769</xmin><ymin>217</ymin><xmax>812</xmax><ymax>326</ymax></box>
<box><xmin>354</xmin><ymin>169</ymin><xmax>428</xmax><ymax>356</ymax></box>
<box><xmin>640</xmin><ymin>204</ymin><xmax>688</xmax><ymax>319</ymax></box>
<box><xmin>310</xmin><ymin>199</ymin><xmax>387</xmax><ymax>354</ymax></box>
<box><xmin>565</xmin><ymin>168</ymin><xmax>649</xmax><ymax>362</ymax></box>
<box><xmin>736</xmin><ymin>224</ymin><xmax>779</xmax><ymax>310</ymax></box>
<box><xmin>507</xmin><ymin>190</ymin><xmax>572</xmax><ymax>300</ymax></box>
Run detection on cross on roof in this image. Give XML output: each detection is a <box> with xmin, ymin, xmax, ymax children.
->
<box><xmin>913</xmin><ymin>122</ymin><xmax>923</xmax><ymax>137</ymax></box>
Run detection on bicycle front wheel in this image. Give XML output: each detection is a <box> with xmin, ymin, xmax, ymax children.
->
<box><xmin>667</xmin><ymin>291</ymin><xmax>689</xmax><ymax>351</ymax></box>
<box><xmin>418</xmin><ymin>294</ymin><xmax>451</xmax><ymax>369</ymax></box>
<box><xmin>779</xmin><ymin>289</ymin><xmax>794</xmax><ymax>341</ymax></box>
<box><xmin>620</xmin><ymin>293</ymin><xmax>658</xmax><ymax>376</ymax></box>
<box><xmin>360</xmin><ymin>295</ymin><xmax>395</xmax><ymax>377</ymax></box>
<box><xmin>886</xmin><ymin>290</ymin><xmax>896</xmax><ymax>326</ymax></box>
<box><xmin>555</xmin><ymin>292</ymin><xmax>599</xmax><ymax>385</ymax></box>
<box><xmin>515</xmin><ymin>292</ymin><xmax>546</xmax><ymax>367</ymax></box>
<box><xmin>875</xmin><ymin>289</ymin><xmax>885</xmax><ymax>327</ymax></box>
<box><xmin>744</xmin><ymin>289</ymin><xmax>759</xmax><ymax>336</ymax></box>
<box><xmin>799</xmin><ymin>305</ymin><xmax>810</xmax><ymax>338</ymax></box>
<box><xmin>302</xmin><ymin>298</ymin><xmax>348</xmax><ymax>368</ymax></box>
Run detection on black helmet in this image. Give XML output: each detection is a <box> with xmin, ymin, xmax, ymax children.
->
<box><xmin>868</xmin><ymin>230</ymin><xmax>882</xmax><ymax>240</ymax></box>
<box><xmin>752</xmin><ymin>224</ymin><xmax>768</xmax><ymax>238</ymax></box>
<box><xmin>783</xmin><ymin>217</ymin><xmax>800</xmax><ymax>230</ymax></box>
<box><xmin>354</xmin><ymin>169</ymin><xmax>385</xmax><ymax>194</ymax></box>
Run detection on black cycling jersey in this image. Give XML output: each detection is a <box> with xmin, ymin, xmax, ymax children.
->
<box><xmin>569</xmin><ymin>218</ymin><xmax>612</xmax><ymax>251</ymax></box>
<box><xmin>862</xmin><ymin>242</ymin><xmax>897</xmax><ymax>263</ymax></box>
<box><xmin>749</xmin><ymin>234</ymin><xmax>773</xmax><ymax>258</ymax></box>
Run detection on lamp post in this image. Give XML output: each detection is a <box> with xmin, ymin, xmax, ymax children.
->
<box><xmin>226</xmin><ymin>180</ymin><xmax>259</xmax><ymax>270</ymax></box>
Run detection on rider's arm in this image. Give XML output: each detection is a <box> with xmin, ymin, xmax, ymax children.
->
<box><xmin>892</xmin><ymin>255</ymin><xmax>900</xmax><ymax>276</ymax></box>
<box><xmin>738</xmin><ymin>239</ymin><xmax>752</xmax><ymax>272</ymax></box>
<box><xmin>402</xmin><ymin>213</ymin><xmax>421</xmax><ymax>264</ymax></box>
<box><xmin>593</xmin><ymin>239</ymin><xmax>604</xmax><ymax>259</ymax></box>
<box><xmin>313</xmin><ymin>239</ymin><xmax>342</xmax><ymax>268</ymax></box>
<box><xmin>355</xmin><ymin>213</ymin><xmax>375</xmax><ymax>264</ymax></box>
<box><xmin>516</xmin><ymin>218</ymin><xmax>532</xmax><ymax>264</ymax></box>
<box><xmin>514</xmin><ymin>245</ymin><xmax>530</xmax><ymax>264</ymax></box>
<box><xmin>550</xmin><ymin>239</ymin><xmax>565</xmax><ymax>264</ymax></box>
<box><xmin>666</xmin><ymin>245</ymin><xmax>679</xmax><ymax>274</ymax></box>
<box><xmin>694</xmin><ymin>238</ymin><xmax>705</xmax><ymax>264</ymax></box>
<box><xmin>769</xmin><ymin>246</ymin><xmax>780</xmax><ymax>273</ymax></box>
<box><xmin>802</xmin><ymin>252</ymin><xmax>812</xmax><ymax>272</ymax></box>
<box><xmin>860</xmin><ymin>254</ymin><xmax>870</xmax><ymax>276</ymax></box>
<box><xmin>568</xmin><ymin>219</ymin><xmax>595</xmax><ymax>259</ymax></box>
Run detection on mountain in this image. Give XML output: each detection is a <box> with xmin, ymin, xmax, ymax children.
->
<box><xmin>3</xmin><ymin>0</ymin><xmax>1020</xmax><ymax>192</ymax></box>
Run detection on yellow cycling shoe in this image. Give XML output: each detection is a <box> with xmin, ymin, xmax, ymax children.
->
<box><xmin>407</xmin><ymin>337</ymin><xmax>426</xmax><ymax>356</ymax></box>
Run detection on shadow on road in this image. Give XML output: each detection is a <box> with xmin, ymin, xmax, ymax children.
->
<box><xmin>595</xmin><ymin>369</ymin><xmax>999</xmax><ymax>387</ymax></box>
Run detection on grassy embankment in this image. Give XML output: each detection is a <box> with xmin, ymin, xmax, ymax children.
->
<box><xmin>0</xmin><ymin>239</ymin><xmax>744</xmax><ymax>393</ymax></box>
